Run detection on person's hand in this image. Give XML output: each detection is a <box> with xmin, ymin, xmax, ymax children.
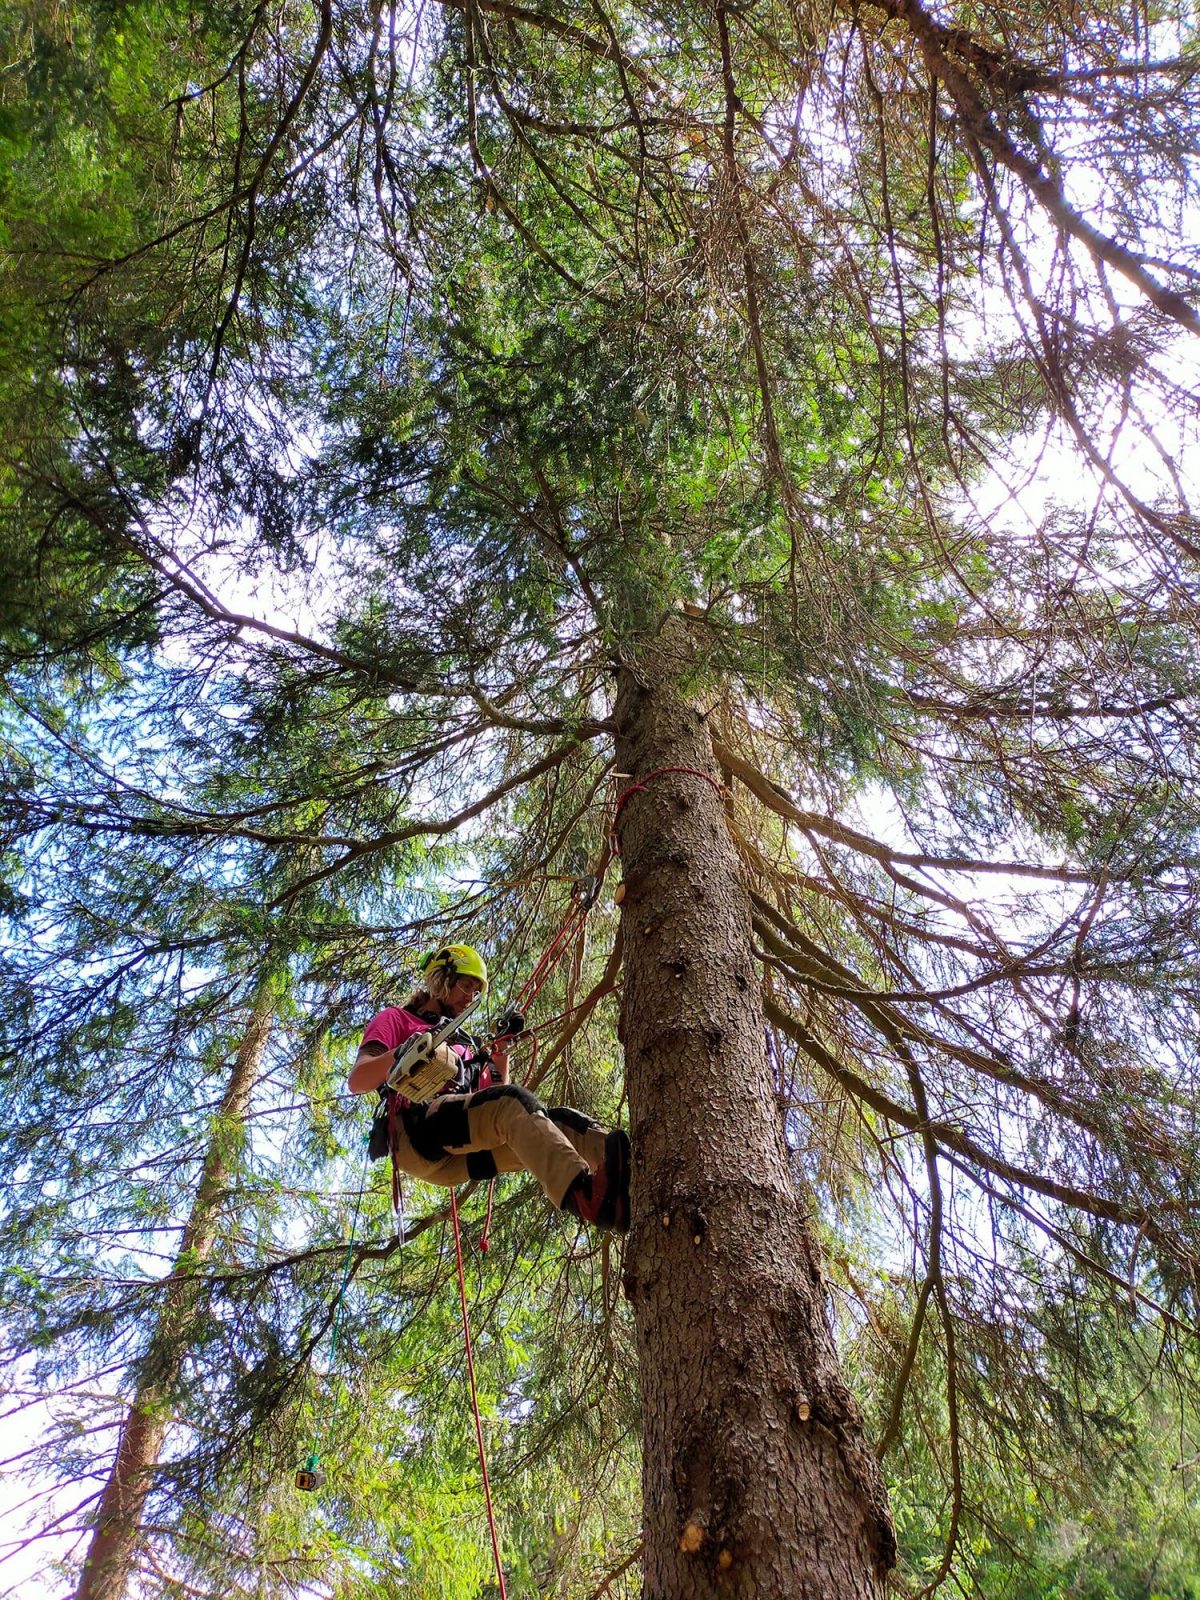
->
<box><xmin>493</xmin><ymin>1009</ymin><xmax>526</xmax><ymax>1038</ymax></box>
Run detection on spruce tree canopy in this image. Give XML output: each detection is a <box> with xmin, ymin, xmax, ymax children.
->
<box><xmin>2</xmin><ymin>0</ymin><xmax>1199</xmax><ymax>1595</ymax></box>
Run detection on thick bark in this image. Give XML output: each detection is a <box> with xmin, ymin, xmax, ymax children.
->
<box><xmin>76</xmin><ymin>985</ymin><xmax>275</xmax><ymax>1600</ymax></box>
<box><xmin>614</xmin><ymin>620</ymin><xmax>895</xmax><ymax>1600</ymax></box>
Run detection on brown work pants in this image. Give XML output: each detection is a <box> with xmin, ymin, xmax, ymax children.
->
<box><xmin>395</xmin><ymin>1084</ymin><xmax>607</xmax><ymax>1206</ymax></box>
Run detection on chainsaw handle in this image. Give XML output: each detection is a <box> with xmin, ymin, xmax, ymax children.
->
<box><xmin>386</xmin><ymin>1028</ymin><xmax>435</xmax><ymax>1089</ymax></box>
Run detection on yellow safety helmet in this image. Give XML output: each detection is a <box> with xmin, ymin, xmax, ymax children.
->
<box><xmin>420</xmin><ymin>943</ymin><xmax>488</xmax><ymax>992</ymax></box>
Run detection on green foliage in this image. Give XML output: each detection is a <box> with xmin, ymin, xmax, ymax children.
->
<box><xmin>3</xmin><ymin>0</ymin><xmax>1200</xmax><ymax>1594</ymax></box>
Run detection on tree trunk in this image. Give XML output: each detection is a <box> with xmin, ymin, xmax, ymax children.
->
<box><xmin>614</xmin><ymin>620</ymin><xmax>895</xmax><ymax>1600</ymax></box>
<box><xmin>76</xmin><ymin>983</ymin><xmax>275</xmax><ymax>1600</ymax></box>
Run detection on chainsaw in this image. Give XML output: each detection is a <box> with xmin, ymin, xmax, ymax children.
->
<box><xmin>385</xmin><ymin>995</ymin><xmax>483</xmax><ymax>1104</ymax></box>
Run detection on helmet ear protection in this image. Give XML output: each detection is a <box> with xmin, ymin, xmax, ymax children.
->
<box><xmin>419</xmin><ymin>943</ymin><xmax>488</xmax><ymax>992</ymax></box>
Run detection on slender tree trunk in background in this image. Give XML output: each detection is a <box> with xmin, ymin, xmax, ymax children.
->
<box><xmin>76</xmin><ymin>984</ymin><xmax>275</xmax><ymax>1600</ymax></box>
<box><xmin>614</xmin><ymin>619</ymin><xmax>895</xmax><ymax>1600</ymax></box>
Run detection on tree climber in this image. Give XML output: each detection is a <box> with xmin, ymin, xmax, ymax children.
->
<box><xmin>350</xmin><ymin>944</ymin><xmax>631</xmax><ymax>1231</ymax></box>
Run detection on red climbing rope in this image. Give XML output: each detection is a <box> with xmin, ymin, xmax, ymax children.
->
<box><xmin>508</xmin><ymin>770</ymin><xmax>722</xmax><ymax>1068</ymax></box>
<box><xmin>524</xmin><ymin>984</ymin><xmax>620</xmax><ymax>1039</ymax></box>
<box><xmin>370</xmin><ymin>872</ymin><xmax>618</xmax><ymax>1582</ymax></box>
<box><xmin>513</xmin><ymin>900</ymin><xmax>590</xmax><ymax>1011</ymax></box>
<box><xmin>612</xmin><ymin>764</ymin><xmax>726</xmax><ymax>830</ymax></box>
<box><xmin>450</xmin><ymin>1188</ymin><xmax>507</xmax><ymax>1600</ymax></box>
<box><xmin>437</xmin><ymin>880</ymin><xmax>616</xmax><ymax>1589</ymax></box>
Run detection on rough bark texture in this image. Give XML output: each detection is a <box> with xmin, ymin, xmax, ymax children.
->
<box><xmin>76</xmin><ymin>985</ymin><xmax>275</xmax><ymax>1600</ymax></box>
<box><xmin>614</xmin><ymin>620</ymin><xmax>895</xmax><ymax>1600</ymax></box>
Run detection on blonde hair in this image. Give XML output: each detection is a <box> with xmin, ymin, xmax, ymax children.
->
<box><xmin>400</xmin><ymin>967</ymin><xmax>455</xmax><ymax>1012</ymax></box>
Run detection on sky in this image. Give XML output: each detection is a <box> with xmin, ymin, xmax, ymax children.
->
<box><xmin>6</xmin><ymin>4</ymin><xmax>1200</xmax><ymax>1596</ymax></box>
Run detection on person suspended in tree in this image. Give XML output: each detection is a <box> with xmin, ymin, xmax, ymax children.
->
<box><xmin>350</xmin><ymin>944</ymin><xmax>630</xmax><ymax>1231</ymax></box>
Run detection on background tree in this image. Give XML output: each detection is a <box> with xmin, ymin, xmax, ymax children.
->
<box><xmin>3</xmin><ymin>0</ymin><xmax>1200</xmax><ymax>1596</ymax></box>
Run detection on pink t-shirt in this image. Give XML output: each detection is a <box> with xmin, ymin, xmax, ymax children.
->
<box><xmin>361</xmin><ymin>1005</ymin><xmax>492</xmax><ymax>1095</ymax></box>
<box><xmin>362</xmin><ymin>1004</ymin><xmax>447</xmax><ymax>1056</ymax></box>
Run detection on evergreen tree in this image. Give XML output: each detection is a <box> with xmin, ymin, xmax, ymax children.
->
<box><xmin>73</xmin><ymin>970</ymin><xmax>290</xmax><ymax>1600</ymax></box>
<box><xmin>3</xmin><ymin>0</ymin><xmax>1200</xmax><ymax>1596</ymax></box>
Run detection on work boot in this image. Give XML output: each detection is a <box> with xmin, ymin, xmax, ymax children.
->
<box><xmin>563</xmin><ymin>1129</ymin><xmax>630</xmax><ymax>1232</ymax></box>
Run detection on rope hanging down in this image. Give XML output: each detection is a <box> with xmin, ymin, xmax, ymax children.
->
<box><xmin>451</xmin><ymin>1188</ymin><xmax>508</xmax><ymax>1600</ymax></box>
